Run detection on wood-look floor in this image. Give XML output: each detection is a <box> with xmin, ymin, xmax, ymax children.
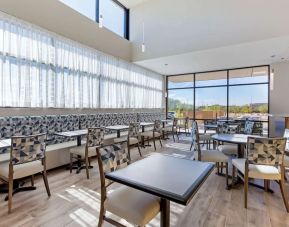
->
<box><xmin>0</xmin><ymin>135</ymin><xmax>289</xmax><ymax>227</ymax></box>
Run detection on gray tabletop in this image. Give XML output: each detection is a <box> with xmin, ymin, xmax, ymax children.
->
<box><xmin>140</xmin><ymin>122</ymin><xmax>154</xmax><ymax>126</ymax></box>
<box><xmin>105</xmin><ymin>153</ymin><xmax>214</xmax><ymax>205</ymax></box>
<box><xmin>54</xmin><ymin>129</ymin><xmax>88</xmax><ymax>137</ymax></box>
<box><xmin>0</xmin><ymin>139</ymin><xmax>11</xmax><ymax>149</ymax></box>
<box><xmin>105</xmin><ymin>125</ymin><xmax>129</xmax><ymax>130</ymax></box>
<box><xmin>211</xmin><ymin>133</ymin><xmax>258</xmax><ymax>144</ymax></box>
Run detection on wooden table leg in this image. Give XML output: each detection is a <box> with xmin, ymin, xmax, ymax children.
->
<box><xmin>160</xmin><ymin>198</ymin><xmax>170</xmax><ymax>227</ymax></box>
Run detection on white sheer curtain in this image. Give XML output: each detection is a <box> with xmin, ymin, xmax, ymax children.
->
<box><xmin>0</xmin><ymin>12</ymin><xmax>164</xmax><ymax>109</ymax></box>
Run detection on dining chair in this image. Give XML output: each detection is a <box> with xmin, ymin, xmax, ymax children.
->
<box><xmin>125</xmin><ymin>122</ymin><xmax>142</xmax><ymax>159</ymax></box>
<box><xmin>96</xmin><ymin>142</ymin><xmax>160</xmax><ymax>227</ymax></box>
<box><xmin>162</xmin><ymin>118</ymin><xmax>179</xmax><ymax>141</ymax></box>
<box><xmin>69</xmin><ymin>127</ymin><xmax>104</xmax><ymax>179</ymax></box>
<box><xmin>141</xmin><ymin>120</ymin><xmax>163</xmax><ymax>151</ymax></box>
<box><xmin>190</xmin><ymin>121</ymin><xmax>229</xmax><ymax>188</ymax></box>
<box><xmin>243</xmin><ymin>120</ymin><xmax>255</xmax><ymax>135</ymax></box>
<box><xmin>177</xmin><ymin>117</ymin><xmax>189</xmax><ymax>136</ymax></box>
<box><xmin>0</xmin><ymin>133</ymin><xmax>50</xmax><ymax>213</ymax></box>
<box><xmin>283</xmin><ymin>129</ymin><xmax>289</xmax><ymax>180</ymax></box>
<box><xmin>217</xmin><ymin>123</ymin><xmax>240</xmax><ymax>156</ymax></box>
<box><xmin>232</xmin><ymin>137</ymin><xmax>289</xmax><ymax>212</ymax></box>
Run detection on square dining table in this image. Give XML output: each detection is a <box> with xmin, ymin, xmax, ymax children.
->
<box><xmin>105</xmin><ymin>125</ymin><xmax>129</xmax><ymax>138</ymax></box>
<box><xmin>105</xmin><ymin>153</ymin><xmax>214</xmax><ymax>227</ymax></box>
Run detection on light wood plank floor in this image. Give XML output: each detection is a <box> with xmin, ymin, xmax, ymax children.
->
<box><xmin>0</xmin><ymin>135</ymin><xmax>289</xmax><ymax>227</ymax></box>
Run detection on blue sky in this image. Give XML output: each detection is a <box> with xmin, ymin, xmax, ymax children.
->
<box><xmin>59</xmin><ymin>0</ymin><xmax>124</xmax><ymax>37</ymax></box>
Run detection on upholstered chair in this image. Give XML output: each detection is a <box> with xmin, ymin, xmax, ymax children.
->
<box><xmin>141</xmin><ymin>120</ymin><xmax>163</xmax><ymax>151</ymax></box>
<box><xmin>69</xmin><ymin>127</ymin><xmax>104</xmax><ymax>179</ymax></box>
<box><xmin>283</xmin><ymin>129</ymin><xmax>289</xmax><ymax>179</ymax></box>
<box><xmin>162</xmin><ymin>118</ymin><xmax>179</xmax><ymax>141</ymax></box>
<box><xmin>0</xmin><ymin>133</ymin><xmax>50</xmax><ymax>213</ymax></box>
<box><xmin>232</xmin><ymin>137</ymin><xmax>289</xmax><ymax>212</ymax></box>
<box><xmin>243</xmin><ymin>120</ymin><xmax>255</xmax><ymax>135</ymax></box>
<box><xmin>177</xmin><ymin>117</ymin><xmax>190</xmax><ymax>136</ymax></box>
<box><xmin>190</xmin><ymin>121</ymin><xmax>229</xmax><ymax>188</ymax></box>
<box><xmin>96</xmin><ymin>142</ymin><xmax>160</xmax><ymax>227</ymax></box>
<box><xmin>217</xmin><ymin>123</ymin><xmax>240</xmax><ymax>156</ymax></box>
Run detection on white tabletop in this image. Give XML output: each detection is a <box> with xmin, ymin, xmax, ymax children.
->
<box><xmin>105</xmin><ymin>125</ymin><xmax>129</xmax><ymax>130</ymax></box>
<box><xmin>54</xmin><ymin>129</ymin><xmax>88</xmax><ymax>137</ymax></box>
<box><xmin>140</xmin><ymin>122</ymin><xmax>154</xmax><ymax>126</ymax></box>
<box><xmin>0</xmin><ymin>139</ymin><xmax>11</xmax><ymax>149</ymax></box>
<box><xmin>211</xmin><ymin>133</ymin><xmax>261</xmax><ymax>144</ymax></box>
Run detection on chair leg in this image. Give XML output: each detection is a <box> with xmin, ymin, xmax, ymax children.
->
<box><xmin>8</xmin><ymin>177</ymin><xmax>13</xmax><ymax>214</ymax></box>
<box><xmin>225</xmin><ymin>162</ymin><xmax>229</xmax><ymax>189</ymax></box>
<box><xmin>244</xmin><ymin>171</ymin><xmax>248</xmax><ymax>209</ymax></box>
<box><xmin>279</xmin><ymin>179</ymin><xmax>289</xmax><ymax>212</ymax></box>
<box><xmin>153</xmin><ymin>137</ymin><xmax>156</xmax><ymax>151</ymax></box>
<box><xmin>172</xmin><ymin>133</ymin><xmax>175</xmax><ymax>142</ymax></box>
<box><xmin>190</xmin><ymin>143</ymin><xmax>193</xmax><ymax>151</ymax></box>
<box><xmin>70</xmin><ymin>153</ymin><xmax>73</xmax><ymax>174</ymax></box>
<box><xmin>42</xmin><ymin>170</ymin><xmax>51</xmax><ymax>197</ymax></box>
<box><xmin>31</xmin><ymin>175</ymin><xmax>34</xmax><ymax>187</ymax></box>
<box><xmin>159</xmin><ymin>137</ymin><xmax>163</xmax><ymax>147</ymax></box>
<box><xmin>232</xmin><ymin>165</ymin><xmax>236</xmax><ymax>186</ymax></box>
<box><xmin>98</xmin><ymin>207</ymin><xmax>106</xmax><ymax>227</ymax></box>
<box><xmin>220</xmin><ymin>162</ymin><xmax>224</xmax><ymax>174</ymax></box>
<box><xmin>85</xmin><ymin>155</ymin><xmax>90</xmax><ymax>179</ymax></box>
<box><xmin>137</xmin><ymin>143</ymin><xmax>142</xmax><ymax>157</ymax></box>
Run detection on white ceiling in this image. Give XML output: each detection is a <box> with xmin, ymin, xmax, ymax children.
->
<box><xmin>128</xmin><ymin>0</ymin><xmax>289</xmax><ymax>75</ymax></box>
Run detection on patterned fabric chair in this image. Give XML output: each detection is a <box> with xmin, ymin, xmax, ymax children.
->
<box><xmin>141</xmin><ymin>120</ymin><xmax>163</xmax><ymax>151</ymax></box>
<box><xmin>190</xmin><ymin>121</ymin><xmax>229</xmax><ymax>188</ymax></box>
<box><xmin>177</xmin><ymin>117</ymin><xmax>190</xmax><ymax>136</ymax></box>
<box><xmin>96</xmin><ymin>142</ymin><xmax>160</xmax><ymax>227</ymax></box>
<box><xmin>69</xmin><ymin>127</ymin><xmax>105</xmax><ymax>179</ymax></box>
<box><xmin>282</xmin><ymin>129</ymin><xmax>289</xmax><ymax>179</ymax></box>
<box><xmin>162</xmin><ymin>118</ymin><xmax>179</xmax><ymax>141</ymax></box>
<box><xmin>217</xmin><ymin>123</ymin><xmax>240</xmax><ymax>156</ymax></box>
<box><xmin>232</xmin><ymin>137</ymin><xmax>289</xmax><ymax>212</ymax></box>
<box><xmin>0</xmin><ymin>133</ymin><xmax>50</xmax><ymax>213</ymax></box>
<box><xmin>244</xmin><ymin>121</ymin><xmax>255</xmax><ymax>135</ymax></box>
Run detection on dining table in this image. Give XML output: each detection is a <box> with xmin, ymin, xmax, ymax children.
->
<box><xmin>54</xmin><ymin>129</ymin><xmax>88</xmax><ymax>146</ymax></box>
<box><xmin>211</xmin><ymin>133</ymin><xmax>271</xmax><ymax>192</ymax></box>
<box><xmin>105</xmin><ymin>125</ymin><xmax>129</xmax><ymax>138</ymax></box>
<box><xmin>105</xmin><ymin>153</ymin><xmax>214</xmax><ymax>227</ymax></box>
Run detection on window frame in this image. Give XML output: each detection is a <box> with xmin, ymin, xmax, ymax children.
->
<box><xmin>166</xmin><ymin>65</ymin><xmax>270</xmax><ymax>128</ymax></box>
<box><xmin>96</xmin><ymin>0</ymin><xmax>130</xmax><ymax>40</ymax></box>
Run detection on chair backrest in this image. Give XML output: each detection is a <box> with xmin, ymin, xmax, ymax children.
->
<box><xmin>217</xmin><ymin>123</ymin><xmax>239</xmax><ymax>134</ymax></box>
<box><xmin>283</xmin><ymin>129</ymin><xmax>289</xmax><ymax>152</ymax></box>
<box><xmin>128</xmin><ymin>123</ymin><xmax>140</xmax><ymax>138</ymax></box>
<box><xmin>154</xmin><ymin>120</ymin><xmax>162</xmax><ymax>133</ymax></box>
<box><xmin>10</xmin><ymin>133</ymin><xmax>46</xmax><ymax>165</ymax></box>
<box><xmin>246</xmin><ymin>137</ymin><xmax>287</xmax><ymax>166</ymax></box>
<box><xmin>191</xmin><ymin>121</ymin><xmax>201</xmax><ymax>161</ymax></box>
<box><xmin>96</xmin><ymin>142</ymin><xmax>129</xmax><ymax>188</ymax></box>
<box><xmin>244</xmin><ymin>121</ymin><xmax>254</xmax><ymax>135</ymax></box>
<box><xmin>173</xmin><ymin>118</ymin><xmax>178</xmax><ymax>127</ymax></box>
<box><xmin>86</xmin><ymin>127</ymin><xmax>105</xmax><ymax>147</ymax></box>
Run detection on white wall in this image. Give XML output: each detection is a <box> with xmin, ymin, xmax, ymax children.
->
<box><xmin>269</xmin><ymin>61</ymin><xmax>289</xmax><ymax>136</ymax></box>
<box><xmin>0</xmin><ymin>0</ymin><xmax>131</xmax><ymax>61</ymax></box>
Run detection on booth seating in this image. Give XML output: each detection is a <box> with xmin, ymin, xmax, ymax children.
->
<box><xmin>0</xmin><ymin>112</ymin><xmax>165</xmax><ymax>170</ymax></box>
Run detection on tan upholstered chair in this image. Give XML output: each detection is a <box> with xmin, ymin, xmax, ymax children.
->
<box><xmin>232</xmin><ymin>137</ymin><xmax>289</xmax><ymax>212</ymax></box>
<box><xmin>177</xmin><ymin>117</ymin><xmax>189</xmax><ymax>136</ymax></box>
<box><xmin>0</xmin><ymin>133</ymin><xmax>50</xmax><ymax>213</ymax></box>
<box><xmin>69</xmin><ymin>127</ymin><xmax>104</xmax><ymax>179</ymax></box>
<box><xmin>115</xmin><ymin>122</ymin><xmax>142</xmax><ymax>159</ymax></box>
<box><xmin>191</xmin><ymin>121</ymin><xmax>229</xmax><ymax>188</ymax></box>
<box><xmin>96</xmin><ymin>142</ymin><xmax>160</xmax><ymax>227</ymax></box>
<box><xmin>162</xmin><ymin>118</ymin><xmax>179</xmax><ymax>141</ymax></box>
<box><xmin>141</xmin><ymin>120</ymin><xmax>163</xmax><ymax>151</ymax></box>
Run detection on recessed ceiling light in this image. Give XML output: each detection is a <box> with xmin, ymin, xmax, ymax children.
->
<box><xmin>270</xmin><ymin>55</ymin><xmax>276</xmax><ymax>58</ymax></box>
<box><xmin>164</xmin><ymin>63</ymin><xmax>168</xmax><ymax>66</ymax></box>
<box><xmin>281</xmin><ymin>57</ymin><xmax>285</xmax><ymax>60</ymax></box>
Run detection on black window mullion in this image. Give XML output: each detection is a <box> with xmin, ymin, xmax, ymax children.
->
<box><xmin>227</xmin><ymin>70</ymin><xmax>229</xmax><ymax>120</ymax></box>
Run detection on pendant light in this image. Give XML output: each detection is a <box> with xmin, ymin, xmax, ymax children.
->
<box><xmin>99</xmin><ymin>14</ymin><xmax>103</xmax><ymax>28</ymax></box>
<box><xmin>141</xmin><ymin>22</ymin><xmax>145</xmax><ymax>52</ymax></box>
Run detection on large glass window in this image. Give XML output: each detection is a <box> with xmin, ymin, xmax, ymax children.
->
<box><xmin>166</xmin><ymin>66</ymin><xmax>269</xmax><ymax>135</ymax></box>
<box><xmin>168</xmin><ymin>89</ymin><xmax>194</xmax><ymax>118</ymax></box>
<box><xmin>99</xmin><ymin>0</ymin><xmax>126</xmax><ymax>38</ymax></box>
<box><xmin>59</xmin><ymin>0</ymin><xmax>129</xmax><ymax>39</ymax></box>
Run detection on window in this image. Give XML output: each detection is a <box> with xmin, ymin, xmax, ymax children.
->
<box><xmin>168</xmin><ymin>74</ymin><xmax>194</xmax><ymax>89</ymax></box>
<box><xmin>166</xmin><ymin>66</ymin><xmax>269</xmax><ymax>135</ymax></box>
<box><xmin>195</xmin><ymin>87</ymin><xmax>227</xmax><ymax>120</ymax></box>
<box><xmin>168</xmin><ymin>89</ymin><xmax>194</xmax><ymax>118</ymax></box>
<box><xmin>99</xmin><ymin>0</ymin><xmax>128</xmax><ymax>38</ymax></box>
<box><xmin>59</xmin><ymin>0</ymin><xmax>129</xmax><ymax>39</ymax></box>
<box><xmin>59</xmin><ymin>0</ymin><xmax>96</xmax><ymax>20</ymax></box>
<box><xmin>0</xmin><ymin>11</ymin><xmax>162</xmax><ymax>108</ymax></box>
